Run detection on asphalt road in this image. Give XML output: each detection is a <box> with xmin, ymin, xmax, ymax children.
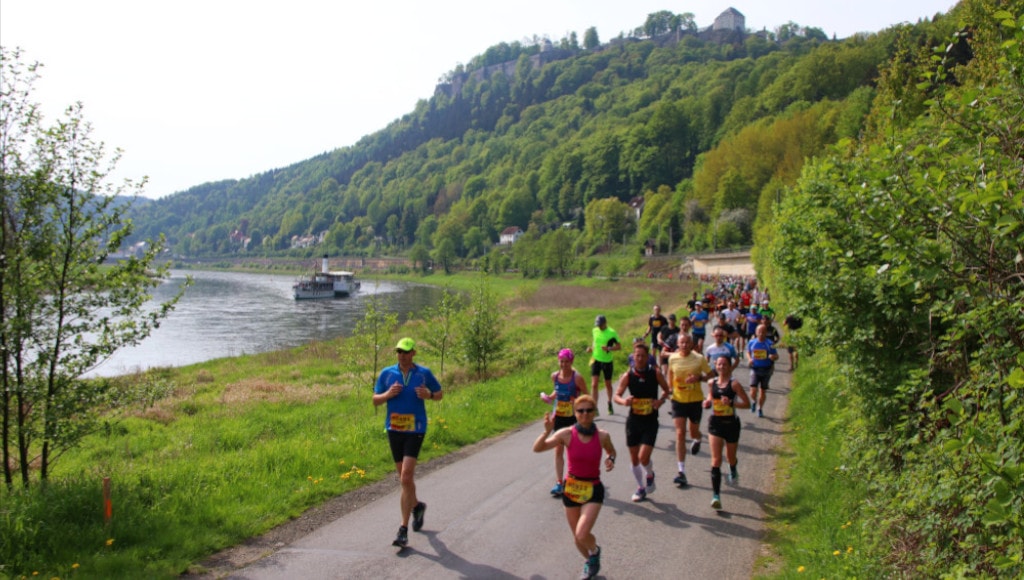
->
<box><xmin>226</xmin><ymin>356</ymin><xmax>792</xmax><ymax>579</ymax></box>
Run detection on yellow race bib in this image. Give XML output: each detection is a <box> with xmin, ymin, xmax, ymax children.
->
<box><xmin>555</xmin><ymin>400</ymin><xmax>574</xmax><ymax>417</ymax></box>
<box><xmin>390</xmin><ymin>413</ymin><xmax>415</xmax><ymax>431</ymax></box>
<box><xmin>563</xmin><ymin>477</ymin><xmax>594</xmax><ymax>503</ymax></box>
<box><xmin>631</xmin><ymin>398</ymin><xmax>654</xmax><ymax>415</ymax></box>
<box><xmin>712</xmin><ymin>399</ymin><xmax>734</xmax><ymax>417</ymax></box>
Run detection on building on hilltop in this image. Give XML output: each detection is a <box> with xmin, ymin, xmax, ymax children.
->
<box><xmin>713</xmin><ymin>8</ymin><xmax>745</xmax><ymax>32</ymax></box>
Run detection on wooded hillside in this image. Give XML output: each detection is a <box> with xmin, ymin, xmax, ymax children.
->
<box><xmin>125</xmin><ymin>7</ymin><xmax>951</xmax><ymax>265</ymax></box>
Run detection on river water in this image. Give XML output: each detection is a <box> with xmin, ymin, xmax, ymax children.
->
<box><xmin>87</xmin><ymin>270</ymin><xmax>444</xmax><ymax>377</ymax></box>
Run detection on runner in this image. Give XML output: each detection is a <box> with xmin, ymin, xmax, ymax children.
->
<box><xmin>533</xmin><ymin>394</ymin><xmax>617</xmax><ymax>580</ymax></box>
<box><xmin>657</xmin><ymin>313</ymin><xmax>680</xmax><ymax>376</ymax></box>
<box><xmin>372</xmin><ymin>337</ymin><xmax>443</xmax><ymax>548</ymax></box>
<box><xmin>783</xmin><ymin>313</ymin><xmax>803</xmax><ymax>370</ymax></box>
<box><xmin>704</xmin><ymin>326</ymin><xmax>739</xmax><ymax>374</ymax></box>
<box><xmin>587</xmin><ymin>315</ymin><xmax>621</xmax><ymax>415</ymax></box>
<box><xmin>746</xmin><ymin>323</ymin><xmax>779</xmax><ymax>418</ymax></box>
<box><xmin>690</xmin><ymin>301</ymin><xmax>710</xmax><ymax>353</ymax></box>
<box><xmin>666</xmin><ymin>334</ymin><xmax>712</xmax><ymax>488</ymax></box>
<box><xmin>539</xmin><ymin>348</ymin><xmax>589</xmax><ymax>497</ymax></box>
<box><xmin>703</xmin><ymin>355</ymin><xmax>751</xmax><ymax>510</ymax></box>
<box><xmin>643</xmin><ymin>305</ymin><xmax>669</xmax><ymax>359</ymax></box>
<box><xmin>612</xmin><ymin>343</ymin><xmax>672</xmax><ymax>502</ymax></box>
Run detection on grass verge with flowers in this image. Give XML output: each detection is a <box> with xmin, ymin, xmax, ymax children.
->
<box><xmin>756</xmin><ymin>351</ymin><xmax>879</xmax><ymax>578</ymax></box>
<box><xmin>0</xmin><ymin>272</ymin><xmax>688</xmax><ymax>579</ymax></box>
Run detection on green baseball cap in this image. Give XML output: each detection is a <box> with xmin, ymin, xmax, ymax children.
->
<box><xmin>395</xmin><ymin>337</ymin><xmax>415</xmax><ymax>351</ymax></box>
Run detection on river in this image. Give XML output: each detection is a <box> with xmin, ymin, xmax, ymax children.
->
<box><xmin>87</xmin><ymin>270</ymin><xmax>444</xmax><ymax>377</ymax></box>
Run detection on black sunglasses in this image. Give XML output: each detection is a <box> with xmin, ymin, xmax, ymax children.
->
<box><xmin>396</xmin><ymin>349</ymin><xmax>411</xmax><ymax>354</ymax></box>
<box><xmin>575</xmin><ymin>407</ymin><xmax>596</xmax><ymax>414</ymax></box>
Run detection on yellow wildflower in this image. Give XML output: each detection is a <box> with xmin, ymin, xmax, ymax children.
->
<box><xmin>833</xmin><ymin>550</ymin><xmax>840</xmax><ymax>556</ymax></box>
<box><xmin>105</xmin><ymin>538</ymin><xmax>114</xmax><ymax>546</ymax></box>
<box><xmin>798</xmin><ymin>566</ymin><xmax>805</xmax><ymax>573</ymax></box>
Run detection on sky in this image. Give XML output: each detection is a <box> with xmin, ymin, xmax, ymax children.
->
<box><xmin>1</xmin><ymin>0</ymin><xmax>957</xmax><ymax>199</ymax></box>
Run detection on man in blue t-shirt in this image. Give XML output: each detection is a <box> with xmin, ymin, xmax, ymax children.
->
<box><xmin>373</xmin><ymin>337</ymin><xmax>443</xmax><ymax>548</ymax></box>
<box><xmin>746</xmin><ymin>324</ymin><xmax>778</xmax><ymax>418</ymax></box>
<box><xmin>704</xmin><ymin>326</ymin><xmax>739</xmax><ymax>375</ymax></box>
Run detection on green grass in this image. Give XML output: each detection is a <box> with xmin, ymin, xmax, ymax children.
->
<box><xmin>757</xmin><ymin>351</ymin><xmax>880</xmax><ymax>578</ymax></box>
<box><xmin>1</xmin><ymin>272</ymin><xmax>687</xmax><ymax>579</ymax></box>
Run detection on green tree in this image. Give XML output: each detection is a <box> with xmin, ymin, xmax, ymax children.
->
<box><xmin>457</xmin><ymin>276</ymin><xmax>505</xmax><ymax>377</ymax></box>
<box><xmin>0</xmin><ymin>48</ymin><xmax>187</xmax><ymax>486</ymax></box>
<box><xmin>432</xmin><ymin>237</ymin><xmax>457</xmax><ymax>274</ymax></box>
<box><xmin>584</xmin><ymin>197</ymin><xmax>633</xmax><ymax>251</ymax></box>
<box><xmin>420</xmin><ymin>286</ymin><xmax>464</xmax><ymax>374</ymax></box>
<box><xmin>341</xmin><ymin>290</ymin><xmax>399</xmax><ymax>395</ymax></box>
<box><xmin>583</xmin><ymin>27</ymin><xmax>600</xmax><ymax>50</ymax></box>
<box><xmin>767</xmin><ymin>9</ymin><xmax>1024</xmax><ymax>574</ymax></box>
<box><xmin>542</xmin><ymin>228</ymin><xmax>576</xmax><ymax>277</ymax></box>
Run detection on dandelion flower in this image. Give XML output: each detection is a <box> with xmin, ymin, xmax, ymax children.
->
<box><xmin>72</xmin><ymin>564</ymin><xmax>79</xmax><ymax>569</ymax></box>
<box><xmin>833</xmin><ymin>550</ymin><xmax>840</xmax><ymax>556</ymax></box>
<box><xmin>105</xmin><ymin>538</ymin><xmax>114</xmax><ymax>546</ymax></box>
<box><xmin>797</xmin><ymin>566</ymin><xmax>805</xmax><ymax>573</ymax></box>
<box><xmin>848</xmin><ymin>546</ymin><xmax>854</xmax><ymax>553</ymax></box>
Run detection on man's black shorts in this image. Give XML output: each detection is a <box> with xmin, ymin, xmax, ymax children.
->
<box><xmin>590</xmin><ymin>360</ymin><xmax>614</xmax><ymax>380</ymax></box>
<box><xmin>671</xmin><ymin>400</ymin><xmax>703</xmax><ymax>424</ymax></box>
<box><xmin>625</xmin><ymin>415</ymin><xmax>660</xmax><ymax>447</ymax></box>
<box><xmin>388</xmin><ymin>431</ymin><xmax>425</xmax><ymax>463</ymax></box>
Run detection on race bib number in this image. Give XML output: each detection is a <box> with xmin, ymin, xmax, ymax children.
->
<box><xmin>563</xmin><ymin>477</ymin><xmax>594</xmax><ymax>504</ymax></box>
<box><xmin>753</xmin><ymin>349</ymin><xmax>768</xmax><ymax>360</ymax></box>
<box><xmin>712</xmin><ymin>399</ymin><xmax>734</xmax><ymax>417</ymax></box>
<box><xmin>390</xmin><ymin>413</ymin><xmax>415</xmax><ymax>431</ymax></box>
<box><xmin>631</xmin><ymin>398</ymin><xmax>654</xmax><ymax>415</ymax></box>
<box><xmin>555</xmin><ymin>400</ymin><xmax>574</xmax><ymax>417</ymax></box>
<box><xmin>695</xmin><ymin>320</ymin><xmax>705</xmax><ymax>328</ymax></box>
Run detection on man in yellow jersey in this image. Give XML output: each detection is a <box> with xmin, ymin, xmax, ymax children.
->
<box><xmin>587</xmin><ymin>314</ymin><xmax>621</xmax><ymax>416</ymax></box>
<box><xmin>666</xmin><ymin>334</ymin><xmax>712</xmax><ymax>488</ymax></box>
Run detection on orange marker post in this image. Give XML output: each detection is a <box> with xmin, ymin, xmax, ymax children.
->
<box><xmin>103</xmin><ymin>477</ymin><xmax>112</xmax><ymax>524</ymax></box>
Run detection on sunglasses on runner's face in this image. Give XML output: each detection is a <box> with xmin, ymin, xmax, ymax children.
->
<box><xmin>575</xmin><ymin>408</ymin><xmax>596</xmax><ymax>414</ymax></box>
<box><xmin>396</xmin><ymin>349</ymin><xmax>411</xmax><ymax>354</ymax></box>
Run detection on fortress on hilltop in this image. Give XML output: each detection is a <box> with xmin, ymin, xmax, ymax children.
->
<box><xmin>436</xmin><ymin>7</ymin><xmax>749</xmax><ymax>98</ymax></box>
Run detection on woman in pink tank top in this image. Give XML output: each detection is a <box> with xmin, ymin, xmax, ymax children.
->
<box><xmin>533</xmin><ymin>394</ymin><xmax>617</xmax><ymax>580</ymax></box>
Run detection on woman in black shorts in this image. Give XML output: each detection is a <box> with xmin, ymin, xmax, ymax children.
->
<box><xmin>533</xmin><ymin>395</ymin><xmax>617</xmax><ymax>579</ymax></box>
<box><xmin>702</xmin><ymin>355</ymin><xmax>751</xmax><ymax>510</ymax></box>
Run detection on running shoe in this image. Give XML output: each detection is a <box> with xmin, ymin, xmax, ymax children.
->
<box><xmin>673</xmin><ymin>471</ymin><xmax>688</xmax><ymax>488</ymax></box>
<box><xmin>758</xmin><ymin>409</ymin><xmax>764</xmax><ymax>418</ymax></box>
<box><xmin>751</xmin><ymin>402</ymin><xmax>757</xmax><ymax>413</ymax></box>
<box><xmin>711</xmin><ymin>494</ymin><xmax>723</xmax><ymax>510</ymax></box>
<box><xmin>412</xmin><ymin>501</ymin><xmax>427</xmax><ymax>531</ymax></box>
<box><xmin>607</xmin><ymin>402</ymin><xmax>614</xmax><ymax>415</ymax></box>
<box><xmin>690</xmin><ymin>437</ymin><xmax>701</xmax><ymax>456</ymax></box>
<box><xmin>728</xmin><ymin>467</ymin><xmax>739</xmax><ymax>485</ymax></box>
<box><xmin>551</xmin><ymin>481</ymin><xmax>564</xmax><ymax>497</ymax></box>
<box><xmin>631</xmin><ymin>487</ymin><xmax>647</xmax><ymax>502</ymax></box>
<box><xmin>646</xmin><ymin>473</ymin><xmax>656</xmax><ymax>494</ymax></box>
<box><xmin>392</xmin><ymin>525</ymin><xmax>409</xmax><ymax>547</ymax></box>
<box><xmin>580</xmin><ymin>546</ymin><xmax>601</xmax><ymax>579</ymax></box>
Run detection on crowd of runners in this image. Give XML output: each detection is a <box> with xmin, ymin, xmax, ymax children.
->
<box><xmin>374</xmin><ymin>276</ymin><xmax>797</xmax><ymax>579</ymax></box>
<box><xmin>533</xmin><ymin>276</ymin><xmax>795</xmax><ymax>579</ymax></box>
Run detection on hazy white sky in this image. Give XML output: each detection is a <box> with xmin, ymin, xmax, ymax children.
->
<box><xmin>1</xmin><ymin>0</ymin><xmax>956</xmax><ymax>199</ymax></box>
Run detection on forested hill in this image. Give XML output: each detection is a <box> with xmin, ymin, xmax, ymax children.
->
<box><xmin>125</xmin><ymin>7</ymin><xmax>954</xmax><ymax>263</ymax></box>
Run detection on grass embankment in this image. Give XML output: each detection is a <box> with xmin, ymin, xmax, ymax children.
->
<box><xmin>1</xmin><ymin>273</ymin><xmax>687</xmax><ymax>579</ymax></box>
<box><xmin>757</xmin><ymin>351</ymin><xmax>877</xmax><ymax>578</ymax></box>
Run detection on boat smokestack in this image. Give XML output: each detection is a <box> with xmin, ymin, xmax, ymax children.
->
<box><xmin>322</xmin><ymin>254</ymin><xmax>329</xmax><ymax>273</ymax></box>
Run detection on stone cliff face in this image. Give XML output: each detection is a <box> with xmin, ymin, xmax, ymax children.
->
<box><xmin>434</xmin><ymin>48</ymin><xmax>574</xmax><ymax>98</ymax></box>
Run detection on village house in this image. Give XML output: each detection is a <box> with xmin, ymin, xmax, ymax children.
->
<box><xmin>499</xmin><ymin>226</ymin><xmax>524</xmax><ymax>245</ymax></box>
